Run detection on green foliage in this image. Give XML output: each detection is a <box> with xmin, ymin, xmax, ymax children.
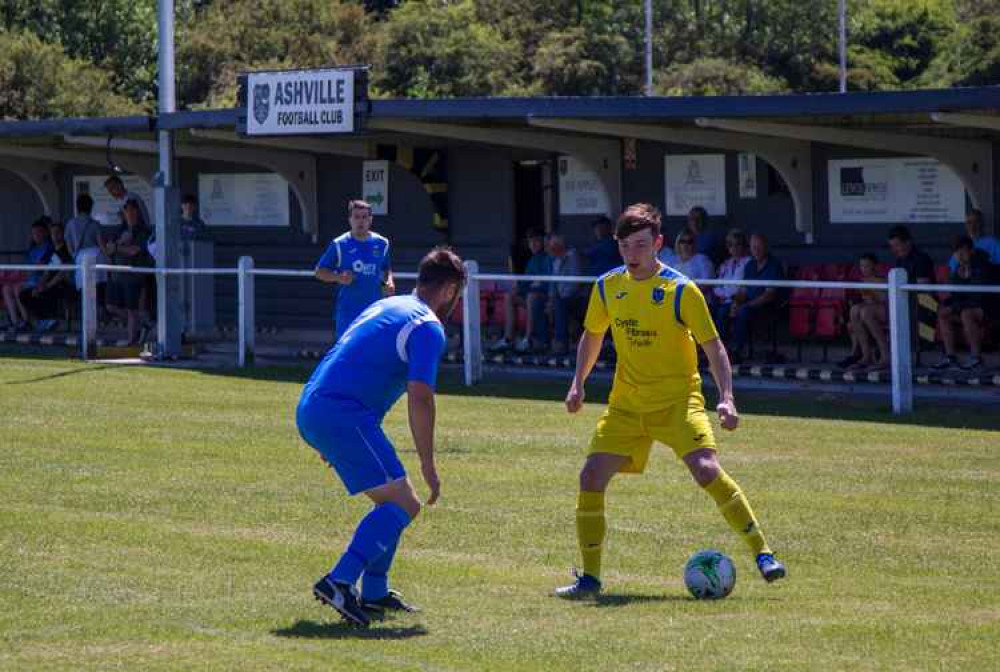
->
<box><xmin>1</xmin><ymin>0</ymin><xmax>999</xmax><ymax>118</ymax></box>
<box><xmin>656</xmin><ymin>58</ymin><xmax>789</xmax><ymax>96</ymax></box>
<box><xmin>0</xmin><ymin>29</ymin><xmax>142</xmax><ymax>119</ymax></box>
<box><xmin>373</xmin><ymin>1</ymin><xmax>517</xmax><ymax>98</ymax></box>
<box><xmin>177</xmin><ymin>0</ymin><xmax>376</xmax><ymax>108</ymax></box>
<box><xmin>0</xmin><ymin>0</ymin><xmax>158</xmax><ymax>107</ymax></box>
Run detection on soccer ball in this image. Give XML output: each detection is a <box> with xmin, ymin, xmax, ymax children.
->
<box><xmin>684</xmin><ymin>549</ymin><xmax>736</xmax><ymax>599</ymax></box>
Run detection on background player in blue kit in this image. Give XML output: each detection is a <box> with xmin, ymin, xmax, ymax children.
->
<box><xmin>314</xmin><ymin>199</ymin><xmax>395</xmax><ymax>340</ymax></box>
<box><xmin>297</xmin><ymin>247</ymin><xmax>466</xmax><ymax>627</ymax></box>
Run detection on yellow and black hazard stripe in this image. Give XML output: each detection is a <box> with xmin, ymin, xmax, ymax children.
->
<box><xmin>916</xmin><ymin>291</ymin><xmax>939</xmax><ymax>348</ymax></box>
<box><xmin>377</xmin><ymin>144</ymin><xmax>448</xmax><ymax>231</ymax></box>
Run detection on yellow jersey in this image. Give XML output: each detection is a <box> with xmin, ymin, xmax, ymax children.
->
<box><xmin>583</xmin><ymin>264</ymin><xmax>719</xmax><ymax>413</ymax></box>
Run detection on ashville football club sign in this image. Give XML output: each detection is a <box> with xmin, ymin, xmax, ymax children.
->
<box><xmin>242</xmin><ymin>67</ymin><xmax>367</xmax><ymax>136</ymax></box>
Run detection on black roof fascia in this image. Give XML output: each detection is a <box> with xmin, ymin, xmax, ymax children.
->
<box><xmin>370</xmin><ymin>87</ymin><xmax>1000</xmax><ymax>120</ymax></box>
<box><xmin>154</xmin><ymin>86</ymin><xmax>1000</xmax><ymax>132</ymax></box>
<box><xmin>0</xmin><ymin>115</ymin><xmax>152</xmax><ymax>138</ymax></box>
<box><xmin>156</xmin><ymin>108</ymin><xmax>240</xmax><ymax>131</ymax></box>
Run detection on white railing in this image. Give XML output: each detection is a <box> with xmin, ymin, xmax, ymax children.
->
<box><xmin>2</xmin><ymin>258</ymin><xmax>998</xmax><ymax>415</ymax></box>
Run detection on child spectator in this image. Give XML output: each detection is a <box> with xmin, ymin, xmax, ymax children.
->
<box><xmin>841</xmin><ymin>253</ymin><xmax>889</xmax><ymax>371</ymax></box>
<box><xmin>935</xmin><ymin>236</ymin><xmax>990</xmax><ymax>371</ymax></box>
<box><xmin>2</xmin><ymin>218</ymin><xmax>53</xmax><ymax>332</ymax></box>
<box><xmin>583</xmin><ymin>215</ymin><xmax>621</xmax><ymax>277</ymax></box>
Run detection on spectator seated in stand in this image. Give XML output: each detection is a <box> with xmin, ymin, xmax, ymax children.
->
<box><xmin>547</xmin><ymin>234</ymin><xmax>588</xmax><ymax>355</ymax></box>
<box><xmin>3</xmin><ymin>217</ymin><xmax>54</xmax><ymax>333</ymax></box>
<box><xmin>18</xmin><ymin>221</ymin><xmax>77</xmax><ymax>332</ymax></box>
<box><xmin>949</xmin><ymin>209</ymin><xmax>1000</xmax><ymax>276</ymax></box>
<box><xmin>488</xmin><ymin>229</ymin><xmax>552</xmax><ymax>353</ymax></box>
<box><xmin>728</xmin><ymin>233</ymin><xmax>785</xmax><ymax>363</ymax></box>
<box><xmin>934</xmin><ymin>236</ymin><xmax>991</xmax><ymax>372</ymax></box>
<box><xmin>668</xmin><ymin>229</ymin><xmax>715</xmax><ymax>280</ymax></box>
<box><xmin>839</xmin><ymin>253</ymin><xmax>890</xmax><ymax>372</ymax></box>
<box><xmin>709</xmin><ymin>228</ymin><xmax>751</xmax><ymax>341</ymax></box>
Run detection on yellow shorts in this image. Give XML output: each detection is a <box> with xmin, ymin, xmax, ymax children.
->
<box><xmin>587</xmin><ymin>393</ymin><xmax>716</xmax><ymax>474</ymax></box>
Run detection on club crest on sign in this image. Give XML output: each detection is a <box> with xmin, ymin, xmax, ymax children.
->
<box><xmin>253</xmin><ymin>83</ymin><xmax>271</xmax><ymax>125</ymax></box>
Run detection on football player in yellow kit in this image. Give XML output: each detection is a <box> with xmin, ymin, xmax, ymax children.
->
<box><xmin>555</xmin><ymin>203</ymin><xmax>786</xmax><ymax>598</ymax></box>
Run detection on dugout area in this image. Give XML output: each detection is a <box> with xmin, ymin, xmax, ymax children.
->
<box><xmin>1</xmin><ymin>84</ymin><xmax>1000</xmax><ymax>370</ymax></box>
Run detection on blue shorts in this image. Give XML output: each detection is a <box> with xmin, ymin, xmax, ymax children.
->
<box><xmin>296</xmin><ymin>397</ymin><xmax>406</xmax><ymax>496</ymax></box>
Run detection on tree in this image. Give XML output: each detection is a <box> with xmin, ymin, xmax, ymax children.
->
<box><xmin>0</xmin><ymin>29</ymin><xmax>141</xmax><ymax>119</ymax></box>
<box><xmin>656</xmin><ymin>58</ymin><xmax>788</xmax><ymax>96</ymax></box>
<box><xmin>177</xmin><ymin>0</ymin><xmax>378</xmax><ymax>108</ymax></box>
<box><xmin>374</xmin><ymin>1</ymin><xmax>517</xmax><ymax>98</ymax></box>
<box><xmin>0</xmin><ymin>0</ymin><xmax>158</xmax><ymax>107</ymax></box>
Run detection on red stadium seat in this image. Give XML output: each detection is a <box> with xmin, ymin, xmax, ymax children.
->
<box><xmin>934</xmin><ymin>265</ymin><xmax>950</xmax><ymax>284</ymax></box>
<box><xmin>814</xmin><ymin>304</ymin><xmax>842</xmax><ymax>339</ymax></box>
<box><xmin>789</xmin><ymin>304</ymin><xmax>812</xmax><ymax>339</ymax></box>
<box><xmin>820</xmin><ymin>263</ymin><xmax>847</xmax><ymax>281</ymax></box>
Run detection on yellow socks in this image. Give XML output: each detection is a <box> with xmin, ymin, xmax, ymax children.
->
<box><xmin>576</xmin><ymin>490</ymin><xmax>606</xmax><ymax>579</ymax></box>
<box><xmin>703</xmin><ymin>471</ymin><xmax>771</xmax><ymax>557</ymax></box>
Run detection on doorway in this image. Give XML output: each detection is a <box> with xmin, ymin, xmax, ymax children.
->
<box><xmin>511</xmin><ymin>160</ymin><xmax>551</xmax><ymax>272</ymax></box>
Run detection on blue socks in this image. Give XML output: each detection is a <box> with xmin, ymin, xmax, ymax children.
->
<box><xmin>361</xmin><ymin>537</ymin><xmax>399</xmax><ymax>601</ymax></box>
<box><xmin>329</xmin><ymin>502</ymin><xmax>411</xmax><ymax>593</ymax></box>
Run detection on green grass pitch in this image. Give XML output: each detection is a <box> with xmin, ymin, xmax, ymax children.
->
<box><xmin>1</xmin><ymin>356</ymin><xmax>997</xmax><ymax>670</ymax></box>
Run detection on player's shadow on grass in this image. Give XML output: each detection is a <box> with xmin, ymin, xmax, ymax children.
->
<box><xmin>3</xmin><ymin>364</ymin><xmax>123</xmax><ymax>385</ymax></box>
<box><xmin>590</xmin><ymin>593</ymin><xmax>685</xmax><ymax>608</ymax></box>
<box><xmin>272</xmin><ymin>619</ymin><xmax>428</xmax><ymax>640</ymax></box>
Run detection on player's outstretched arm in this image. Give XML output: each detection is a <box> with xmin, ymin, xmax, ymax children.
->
<box><xmin>407</xmin><ymin>380</ymin><xmax>440</xmax><ymax>505</ymax></box>
<box><xmin>566</xmin><ymin>329</ymin><xmax>605</xmax><ymax>413</ymax></box>
<box><xmin>700</xmin><ymin>337</ymin><xmax>739</xmax><ymax>431</ymax></box>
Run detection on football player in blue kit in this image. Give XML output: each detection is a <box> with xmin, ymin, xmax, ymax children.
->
<box><xmin>315</xmin><ymin>199</ymin><xmax>395</xmax><ymax>340</ymax></box>
<box><xmin>297</xmin><ymin>247</ymin><xmax>466</xmax><ymax>627</ymax></box>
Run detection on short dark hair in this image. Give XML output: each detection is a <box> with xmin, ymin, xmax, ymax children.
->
<box><xmin>887</xmin><ymin>225</ymin><xmax>912</xmax><ymax>243</ymax></box>
<box><xmin>31</xmin><ymin>216</ymin><xmax>51</xmax><ymax>230</ymax></box>
<box><xmin>616</xmin><ymin>203</ymin><xmax>662</xmax><ymax>239</ymax></box>
<box><xmin>725</xmin><ymin>228</ymin><xmax>748</xmax><ymax>249</ymax></box>
<box><xmin>860</xmin><ymin>252</ymin><xmax>878</xmax><ymax>265</ymax></box>
<box><xmin>953</xmin><ymin>234</ymin><xmax>974</xmax><ymax>251</ymax></box>
<box><xmin>49</xmin><ymin>220</ymin><xmax>65</xmax><ymax>232</ymax></box>
<box><xmin>525</xmin><ymin>228</ymin><xmax>544</xmax><ymax>240</ymax></box>
<box><xmin>76</xmin><ymin>193</ymin><xmax>94</xmax><ymax>214</ymax></box>
<box><xmin>593</xmin><ymin>215</ymin><xmax>613</xmax><ymax>236</ymax></box>
<box><xmin>104</xmin><ymin>175</ymin><xmax>124</xmax><ymax>187</ymax></box>
<box><xmin>417</xmin><ymin>246</ymin><xmax>466</xmax><ymax>291</ymax></box>
<box><xmin>967</xmin><ymin>208</ymin><xmax>983</xmax><ymax>224</ymax></box>
<box><xmin>181</xmin><ymin>193</ymin><xmax>198</xmax><ymax>206</ymax></box>
<box><xmin>688</xmin><ymin>205</ymin><xmax>708</xmax><ymax>226</ymax></box>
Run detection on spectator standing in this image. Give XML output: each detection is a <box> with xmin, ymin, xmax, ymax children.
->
<box><xmin>315</xmin><ymin>200</ymin><xmax>394</xmax><ymax>341</ymax></box>
<box><xmin>728</xmin><ymin>233</ymin><xmax>785</xmax><ymax>361</ymax></box>
<box><xmin>104</xmin><ymin>175</ymin><xmax>151</xmax><ymax>228</ymax></box>
<box><xmin>709</xmin><ymin>229</ymin><xmax>751</xmax><ymax>337</ymax></box>
<box><xmin>935</xmin><ymin>236</ymin><xmax>990</xmax><ymax>371</ymax></box>
<box><xmin>102</xmin><ymin>198</ymin><xmax>153</xmax><ymax>344</ymax></box>
<box><xmin>2</xmin><ymin>218</ymin><xmax>53</xmax><ymax>332</ymax></box>
<box><xmin>584</xmin><ymin>216</ymin><xmax>622</xmax><ymax>277</ymax></box>
<box><xmin>548</xmin><ymin>234</ymin><xmax>588</xmax><ymax>355</ymax></box>
<box><xmin>65</xmin><ymin>193</ymin><xmax>108</xmax><ymax>303</ymax></box>
<box><xmin>180</xmin><ymin>193</ymin><xmax>208</xmax><ymax>240</ymax></box>
<box><xmin>670</xmin><ymin>230</ymin><xmax>715</xmax><ymax>281</ymax></box>
<box><xmin>686</xmin><ymin>206</ymin><xmax>726</xmax><ymax>266</ymax></box>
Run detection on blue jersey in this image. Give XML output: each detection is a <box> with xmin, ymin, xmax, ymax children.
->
<box><xmin>301</xmin><ymin>294</ymin><xmax>446</xmax><ymax>420</ymax></box>
<box><xmin>316</xmin><ymin>232</ymin><xmax>392</xmax><ymax>334</ymax></box>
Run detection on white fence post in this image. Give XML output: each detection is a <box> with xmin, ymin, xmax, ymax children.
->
<box><xmin>79</xmin><ymin>255</ymin><xmax>97</xmax><ymax>360</ymax></box>
<box><xmin>238</xmin><ymin>256</ymin><xmax>255</xmax><ymax>367</ymax></box>
<box><xmin>887</xmin><ymin>267</ymin><xmax>913</xmax><ymax>414</ymax></box>
<box><xmin>462</xmin><ymin>260</ymin><xmax>482</xmax><ymax>386</ymax></box>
